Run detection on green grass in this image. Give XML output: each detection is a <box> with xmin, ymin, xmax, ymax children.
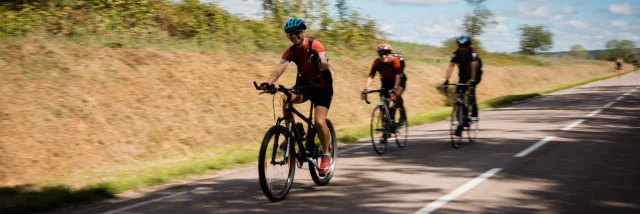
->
<box><xmin>3</xmin><ymin>70</ymin><xmax>634</xmax><ymax>214</ymax></box>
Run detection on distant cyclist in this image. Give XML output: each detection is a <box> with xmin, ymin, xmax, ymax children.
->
<box><xmin>258</xmin><ymin>18</ymin><xmax>334</xmax><ymax>176</ymax></box>
<box><xmin>362</xmin><ymin>44</ymin><xmax>407</xmax><ymax>124</ymax></box>
<box><xmin>633</xmin><ymin>59</ymin><xmax>639</xmax><ymax>70</ymax></box>
<box><xmin>616</xmin><ymin>57</ymin><xmax>623</xmax><ymax>78</ymax></box>
<box><xmin>442</xmin><ymin>36</ymin><xmax>482</xmax><ymax>136</ymax></box>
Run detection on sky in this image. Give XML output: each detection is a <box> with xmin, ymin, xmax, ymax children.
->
<box><xmin>212</xmin><ymin>0</ymin><xmax>639</xmax><ymax>53</ymax></box>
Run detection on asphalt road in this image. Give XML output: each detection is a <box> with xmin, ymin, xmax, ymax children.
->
<box><xmin>60</xmin><ymin>71</ymin><xmax>640</xmax><ymax>214</ymax></box>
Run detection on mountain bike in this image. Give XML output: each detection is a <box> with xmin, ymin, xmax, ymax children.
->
<box><xmin>363</xmin><ymin>88</ymin><xmax>408</xmax><ymax>155</ymax></box>
<box><xmin>443</xmin><ymin>83</ymin><xmax>479</xmax><ymax>149</ymax></box>
<box><xmin>253</xmin><ymin>81</ymin><xmax>337</xmax><ymax>202</ymax></box>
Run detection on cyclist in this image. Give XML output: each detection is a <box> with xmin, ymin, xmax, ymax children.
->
<box><xmin>361</xmin><ymin>44</ymin><xmax>407</xmax><ymax>124</ymax></box>
<box><xmin>633</xmin><ymin>59</ymin><xmax>638</xmax><ymax>70</ymax></box>
<box><xmin>615</xmin><ymin>57</ymin><xmax>623</xmax><ymax>78</ymax></box>
<box><xmin>442</xmin><ymin>35</ymin><xmax>482</xmax><ymax>136</ymax></box>
<box><xmin>258</xmin><ymin>18</ymin><xmax>333</xmax><ymax>176</ymax></box>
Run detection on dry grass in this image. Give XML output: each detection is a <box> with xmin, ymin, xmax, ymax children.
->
<box><xmin>0</xmin><ymin>38</ymin><xmax>620</xmax><ymax>188</ymax></box>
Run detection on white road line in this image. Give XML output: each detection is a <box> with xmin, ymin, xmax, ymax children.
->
<box><xmin>101</xmin><ymin>191</ymin><xmax>189</xmax><ymax>214</ymax></box>
<box><xmin>562</xmin><ymin>119</ymin><xmax>585</xmax><ymax>131</ymax></box>
<box><xmin>514</xmin><ymin>136</ymin><xmax>556</xmax><ymax>157</ymax></box>
<box><xmin>587</xmin><ymin>109</ymin><xmax>603</xmax><ymax>117</ymax></box>
<box><xmin>615</xmin><ymin>96</ymin><xmax>625</xmax><ymax>101</ymax></box>
<box><xmin>603</xmin><ymin>101</ymin><xmax>616</xmax><ymax>108</ymax></box>
<box><xmin>631</xmin><ymin>88</ymin><xmax>637</xmax><ymax>92</ymax></box>
<box><xmin>415</xmin><ymin>168</ymin><xmax>503</xmax><ymax>214</ymax></box>
<box><xmin>338</xmin><ymin>143</ymin><xmax>369</xmax><ymax>154</ymax></box>
<box><xmin>623</xmin><ymin>92</ymin><xmax>632</xmax><ymax>96</ymax></box>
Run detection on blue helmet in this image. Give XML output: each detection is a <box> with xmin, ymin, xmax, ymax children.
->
<box><xmin>283</xmin><ymin>18</ymin><xmax>307</xmax><ymax>33</ymax></box>
<box><xmin>456</xmin><ymin>35</ymin><xmax>471</xmax><ymax>47</ymax></box>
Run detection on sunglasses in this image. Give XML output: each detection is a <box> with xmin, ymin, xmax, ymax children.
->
<box><xmin>286</xmin><ymin>30</ymin><xmax>303</xmax><ymax>38</ymax></box>
<box><xmin>378</xmin><ymin>51</ymin><xmax>391</xmax><ymax>56</ymax></box>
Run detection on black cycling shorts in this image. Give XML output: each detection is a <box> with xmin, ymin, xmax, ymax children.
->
<box><xmin>299</xmin><ymin>85</ymin><xmax>333</xmax><ymax>109</ymax></box>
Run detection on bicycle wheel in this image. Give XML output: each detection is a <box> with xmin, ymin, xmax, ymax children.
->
<box><xmin>450</xmin><ymin>104</ymin><xmax>463</xmax><ymax>149</ymax></box>
<box><xmin>310</xmin><ymin>119</ymin><xmax>337</xmax><ymax>186</ymax></box>
<box><xmin>370</xmin><ymin>105</ymin><xmax>388</xmax><ymax>155</ymax></box>
<box><xmin>393</xmin><ymin>106</ymin><xmax>408</xmax><ymax>148</ymax></box>
<box><xmin>258</xmin><ymin>125</ymin><xmax>295</xmax><ymax>202</ymax></box>
<box><xmin>467</xmin><ymin>116</ymin><xmax>479</xmax><ymax>142</ymax></box>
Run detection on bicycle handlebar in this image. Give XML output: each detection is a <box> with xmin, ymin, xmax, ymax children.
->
<box><xmin>253</xmin><ymin>81</ymin><xmax>315</xmax><ymax>96</ymax></box>
<box><xmin>362</xmin><ymin>88</ymin><xmax>394</xmax><ymax>105</ymax></box>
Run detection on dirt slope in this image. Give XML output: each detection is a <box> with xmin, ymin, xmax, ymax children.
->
<box><xmin>0</xmin><ymin>39</ymin><xmax>614</xmax><ymax>186</ymax></box>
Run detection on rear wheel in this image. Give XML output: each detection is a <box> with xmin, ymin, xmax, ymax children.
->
<box><xmin>393</xmin><ymin>106</ymin><xmax>408</xmax><ymax>148</ymax></box>
<box><xmin>258</xmin><ymin>126</ymin><xmax>295</xmax><ymax>202</ymax></box>
<box><xmin>310</xmin><ymin>119</ymin><xmax>337</xmax><ymax>186</ymax></box>
<box><xmin>370</xmin><ymin>105</ymin><xmax>388</xmax><ymax>155</ymax></box>
<box><xmin>468</xmin><ymin>116</ymin><xmax>479</xmax><ymax>142</ymax></box>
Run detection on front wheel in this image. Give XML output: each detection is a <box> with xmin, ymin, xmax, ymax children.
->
<box><xmin>258</xmin><ymin>125</ymin><xmax>295</xmax><ymax>202</ymax></box>
<box><xmin>450</xmin><ymin>104</ymin><xmax>463</xmax><ymax>149</ymax></box>
<box><xmin>370</xmin><ymin>105</ymin><xmax>388</xmax><ymax>155</ymax></box>
<box><xmin>310</xmin><ymin>119</ymin><xmax>337</xmax><ymax>186</ymax></box>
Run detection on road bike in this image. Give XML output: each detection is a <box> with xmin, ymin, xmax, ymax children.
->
<box><xmin>253</xmin><ymin>81</ymin><xmax>337</xmax><ymax>202</ymax></box>
<box><xmin>363</xmin><ymin>88</ymin><xmax>408</xmax><ymax>154</ymax></box>
<box><xmin>443</xmin><ymin>83</ymin><xmax>479</xmax><ymax>149</ymax></box>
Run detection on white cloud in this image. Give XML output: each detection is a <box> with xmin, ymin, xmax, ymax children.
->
<box><xmin>562</xmin><ymin>6</ymin><xmax>573</xmax><ymax>14</ymax></box>
<box><xmin>385</xmin><ymin>0</ymin><xmax>456</xmax><ymax>5</ymax></box>
<box><xmin>609</xmin><ymin>4</ymin><xmax>633</xmax><ymax>15</ymax></box>
<box><xmin>495</xmin><ymin>15</ymin><xmax>506</xmax><ymax>22</ymax></box>
<box><xmin>550</xmin><ymin>14</ymin><xmax>564</xmax><ymax>21</ymax></box>
<box><xmin>516</xmin><ymin>3</ymin><xmax>574</xmax><ymax>20</ymax></box>
<box><xmin>610</xmin><ymin>20</ymin><xmax>627</xmax><ymax>27</ymax></box>
<box><xmin>214</xmin><ymin>0</ymin><xmax>262</xmax><ymax>19</ymax></box>
<box><xmin>380</xmin><ymin>25</ymin><xmax>394</xmax><ymax>34</ymax></box>
<box><xmin>567</xmin><ymin>20</ymin><xmax>588</xmax><ymax>29</ymax></box>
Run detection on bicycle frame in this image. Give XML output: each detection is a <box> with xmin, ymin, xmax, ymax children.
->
<box><xmin>364</xmin><ymin>89</ymin><xmax>396</xmax><ymax>132</ymax></box>
<box><xmin>447</xmin><ymin>83</ymin><xmax>475</xmax><ymax>122</ymax></box>
<box><xmin>271</xmin><ymin>87</ymin><xmax>322</xmax><ymax>170</ymax></box>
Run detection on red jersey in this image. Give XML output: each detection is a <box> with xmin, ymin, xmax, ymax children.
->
<box><xmin>281</xmin><ymin>38</ymin><xmax>327</xmax><ymax>85</ymax></box>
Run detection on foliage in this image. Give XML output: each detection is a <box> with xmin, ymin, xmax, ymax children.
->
<box><xmin>0</xmin><ymin>0</ymin><xmax>380</xmax><ymax>54</ymax></box>
<box><xmin>461</xmin><ymin>0</ymin><xmax>496</xmax><ymax>38</ymax></box>
<box><xmin>595</xmin><ymin>40</ymin><xmax>638</xmax><ymax>62</ymax></box>
<box><xmin>569</xmin><ymin>44</ymin><xmax>588</xmax><ymax>59</ymax></box>
<box><xmin>518</xmin><ymin>24</ymin><xmax>553</xmax><ymax>55</ymax></box>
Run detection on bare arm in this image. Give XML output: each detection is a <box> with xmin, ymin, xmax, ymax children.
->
<box><xmin>394</xmin><ymin>74</ymin><xmax>401</xmax><ymax>89</ymax></box>
<box><xmin>364</xmin><ymin>76</ymin><xmax>374</xmax><ymax>90</ymax></box>
<box><xmin>319</xmin><ymin>53</ymin><xmax>329</xmax><ymax>70</ymax></box>
<box><xmin>445</xmin><ymin>63</ymin><xmax>455</xmax><ymax>81</ymax></box>
<box><xmin>266</xmin><ymin>60</ymin><xmax>290</xmax><ymax>84</ymax></box>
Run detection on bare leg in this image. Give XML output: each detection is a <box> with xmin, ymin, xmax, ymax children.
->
<box><xmin>314</xmin><ymin>106</ymin><xmax>330</xmax><ymax>155</ymax></box>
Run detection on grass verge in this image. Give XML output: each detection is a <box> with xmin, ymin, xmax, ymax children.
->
<box><xmin>2</xmin><ymin>70</ymin><xmax>634</xmax><ymax>214</ymax></box>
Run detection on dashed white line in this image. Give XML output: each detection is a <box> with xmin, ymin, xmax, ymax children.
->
<box><xmin>603</xmin><ymin>101</ymin><xmax>616</xmax><ymax>108</ymax></box>
<box><xmin>415</xmin><ymin>168</ymin><xmax>503</xmax><ymax>214</ymax></box>
<box><xmin>562</xmin><ymin>119</ymin><xmax>585</xmax><ymax>131</ymax></box>
<box><xmin>587</xmin><ymin>109</ymin><xmax>603</xmax><ymax>117</ymax></box>
<box><xmin>623</xmin><ymin>92</ymin><xmax>632</xmax><ymax>96</ymax></box>
<box><xmin>615</xmin><ymin>96</ymin><xmax>625</xmax><ymax>101</ymax></box>
<box><xmin>514</xmin><ymin>136</ymin><xmax>556</xmax><ymax>157</ymax></box>
<box><xmin>338</xmin><ymin>143</ymin><xmax>369</xmax><ymax>154</ymax></box>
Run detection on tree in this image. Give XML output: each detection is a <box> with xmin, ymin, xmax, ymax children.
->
<box><xmin>335</xmin><ymin>0</ymin><xmax>348</xmax><ymax>21</ymax></box>
<box><xmin>599</xmin><ymin>40</ymin><xmax>637</xmax><ymax>62</ymax></box>
<box><xmin>461</xmin><ymin>0</ymin><xmax>496</xmax><ymax>38</ymax></box>
<box><xmin>518</xmin><ymin>25</ymin><xmax>553</xmax><ymax>55</ymax></box>
<box><xmin>569</xmin><ymin>44</ymin><xmax>588</xmax><ymax>59</ymax></box>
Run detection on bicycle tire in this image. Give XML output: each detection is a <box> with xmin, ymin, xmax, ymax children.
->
<box><xmin>370</xmin><ymin>105</ymin><xmax>389</xmax><ymax>154</ymax></box>
<box><xmin>450</xmin><ymin>104</ymin><xmax>463</xmax><ymax>149</ymax></box>
<box><xmin>468</xmin><ymin>116</ymin><xmax>479</xmax><ymax>142</ymax></box>
<box><xmin>393</xmin><ymin>106</ymin><xmax>408</xmax><ymax>148</ymax></box>
<box><xmin>258</xmin><ymin>125</ymin><xmax>296</xmax><ymax>202</ymax></box>
<box><xmin>309</xmin><ymin>119</ymin><xmax>337</xmax><ymax>186</ymax></box>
